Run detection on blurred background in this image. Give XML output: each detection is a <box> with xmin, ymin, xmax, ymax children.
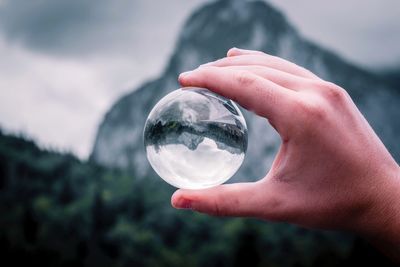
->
<box><xmin>0</xmin><ymin>0</ymin><xmax>399</xmax><ymax>266</ymax></box>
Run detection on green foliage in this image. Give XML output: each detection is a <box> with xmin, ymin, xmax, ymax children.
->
<box><xmin>0</xmin><ymin>131</ymin><xmax>394</xmax><ymax>266</ymax></box>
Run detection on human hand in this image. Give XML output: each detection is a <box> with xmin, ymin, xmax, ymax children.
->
<box><xmin>171</xmin><ymin>48</ymin><xmax>400</xmax><ymax>260</ymax></box>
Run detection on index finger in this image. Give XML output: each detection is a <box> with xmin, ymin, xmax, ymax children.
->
<box><xmin>179</xmin><ymin>66</ymin><xmax>296</xmax><ymax>125</ymax></box>
<box><xmin>203</xmin><ymin>54</ymin><xmax>321</xmax><ymax>80</ymax></box>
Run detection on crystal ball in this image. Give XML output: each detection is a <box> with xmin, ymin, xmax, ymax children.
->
<box><xmin>143</xmin><ymin>87</ymin><xmax>248</xmax><ymax>189</ymax></box>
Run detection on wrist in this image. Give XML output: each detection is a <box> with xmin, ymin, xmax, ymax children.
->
<box><xmin>354</xmin><ymin>165</ymin><xmax>400</xmax><ymax>259</ymax></box>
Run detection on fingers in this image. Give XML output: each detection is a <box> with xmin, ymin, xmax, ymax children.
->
<box><xmin>206</xmin><ymin>51</ymin><xmax>321</xmax><ymax>80</ymax></box>
<box><xmin>171</xmin><ymin>181</ymin><xmax>281</xmax><ymax>218</ymax></box>
<box><xmin>218</xmin><ymin>65</ymin><xmax>312</xmax><ymax>91</ymax></box>
<box><xmin>179</xmin><ymin>66</ymin><xmax>296</xmax><ymax>123</ymax></box>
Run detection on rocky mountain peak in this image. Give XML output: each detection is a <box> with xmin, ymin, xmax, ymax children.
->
<box><xmin>91</xmin><ymin>0</ymin><xmax>400</xmax><ymax>180</ymax></box>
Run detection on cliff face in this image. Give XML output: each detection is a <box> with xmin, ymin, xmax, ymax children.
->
<box><xmin>91</xmin><ymin>0</ymin><xmax>400</xmax><ymax>181</ymax></box>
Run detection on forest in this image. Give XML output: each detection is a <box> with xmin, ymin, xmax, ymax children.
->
<box><xmin>0</xmin><ymin>130</ymin><xmax>395</xmax><ymax>267</ymax></box>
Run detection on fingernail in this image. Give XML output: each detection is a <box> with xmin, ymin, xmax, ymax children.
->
<box><xmin>179</xmin><ymin>71</ymin><xmax>193</xmax><ymax>79</ymax></box>
<box><xmin>174</xmin><ymin>198</ymin><xmax>192</xmax><ymax>210</ymax></box>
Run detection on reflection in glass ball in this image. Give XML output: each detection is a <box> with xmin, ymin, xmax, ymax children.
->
<box><xmin>143</xmin><ymin>87</ymin><xmax>248</xmax><ymax>189</ymax></box>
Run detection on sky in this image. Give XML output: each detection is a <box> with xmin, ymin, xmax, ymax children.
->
<box><xmin>0</xmin><ymin>0</ymin><xmax>399</xmax><ymax>159</ymax></box>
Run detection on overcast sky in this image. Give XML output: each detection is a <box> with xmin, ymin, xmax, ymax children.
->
<box><xmin>0</xmin><ymin>0</ymin><xmax>399</xmax><ymax>158</ymax></box>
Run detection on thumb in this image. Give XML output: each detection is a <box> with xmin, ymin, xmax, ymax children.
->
<box><xmin>171</xmin><ymin>180</ymin><xmax>280</xmax><ymax>218</ymax></box>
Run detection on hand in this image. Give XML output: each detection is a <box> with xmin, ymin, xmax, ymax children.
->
<box><xmin>171</xmin><ymin>48</ymin><xmax>400</xmax><ymax>260</ymax></box>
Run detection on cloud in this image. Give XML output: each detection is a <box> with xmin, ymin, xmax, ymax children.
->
<box><xmin>267</xmin><ymin>0</ymin><xmax>400</xmax><ymax>67</ymax></box>
<box><xmin>0</xmin><ymin>0</ymin><xmax>205</xmax><ymax>158</ymax></box>
<box><xmin>0</xmin><ymin>0</ymin><xmax>205</xmax><ymax>57</ymax></box>
<box><xmin>1</xmin><ymin>0</ymin><xmax>399</xmax><ymax>65</ymax></box>
<box><xmin>0</xmin><ymin>0</ymin><xmax>133</xmax><ymax>54</ymax></box>
<box><xmin>0</xmin><ymin>35</ymin><xmax>139</xmax><ymax>157</ymax></box>
<box><xmin>0</xmin><ymin>0</ymin><xmax>398</xmax><ymax>159</ymax></box>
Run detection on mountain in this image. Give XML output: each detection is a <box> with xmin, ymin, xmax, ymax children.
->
<box><xmin>377</xmin><ymin>67</ymin><xmax>400</xmax><ymax>91</ymax></box>
<box><xmin>91</xmin><ymin>0</ymin><xmax>400</xmax><ymax>181</ymax></box>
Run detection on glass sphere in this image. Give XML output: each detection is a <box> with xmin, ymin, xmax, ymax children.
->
<box><xmin>143</xmin><ymin>87</ymin><xmax>247</xmax><ymax>189</ymax></box>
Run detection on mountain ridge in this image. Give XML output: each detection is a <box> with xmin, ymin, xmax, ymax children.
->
<box><xmin>91</xmin><ymin>0</ymin><xmax>400</xmax><ymax>180</ymax></box>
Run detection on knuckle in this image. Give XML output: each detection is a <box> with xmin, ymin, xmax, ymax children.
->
<box><xmin>308</xmin><ymin>103</ymin><xmax>327</xmax><ymax>121</ymax></box>
<box><xmin>234</xmin><ymin>70</ymin><xmax>257</xmax><ymax>87</ymax></box>
<box><xmin>320</xmin><ymin>81</ymin><xmax>348</xmax><ymax>104</ymax></box>
<box><xmin>211</xmin><ymin>199</ymin><xmax>226</xmax><ymax>217</ymax></box>
<box><xmin>294</xmin><ymin>98</ymin><xmax>327</xmax><ymax>121</ymax></box>
<box><xmin>210</xmin><ymin>194</ymin><xmax>239</xmax><ymax>217</ymax></box>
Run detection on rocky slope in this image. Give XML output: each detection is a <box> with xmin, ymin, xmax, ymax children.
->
<box><xmin>91</xmin><ymin>0</ymin><xmax>400</xmax><ymax>181</ymax></box>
